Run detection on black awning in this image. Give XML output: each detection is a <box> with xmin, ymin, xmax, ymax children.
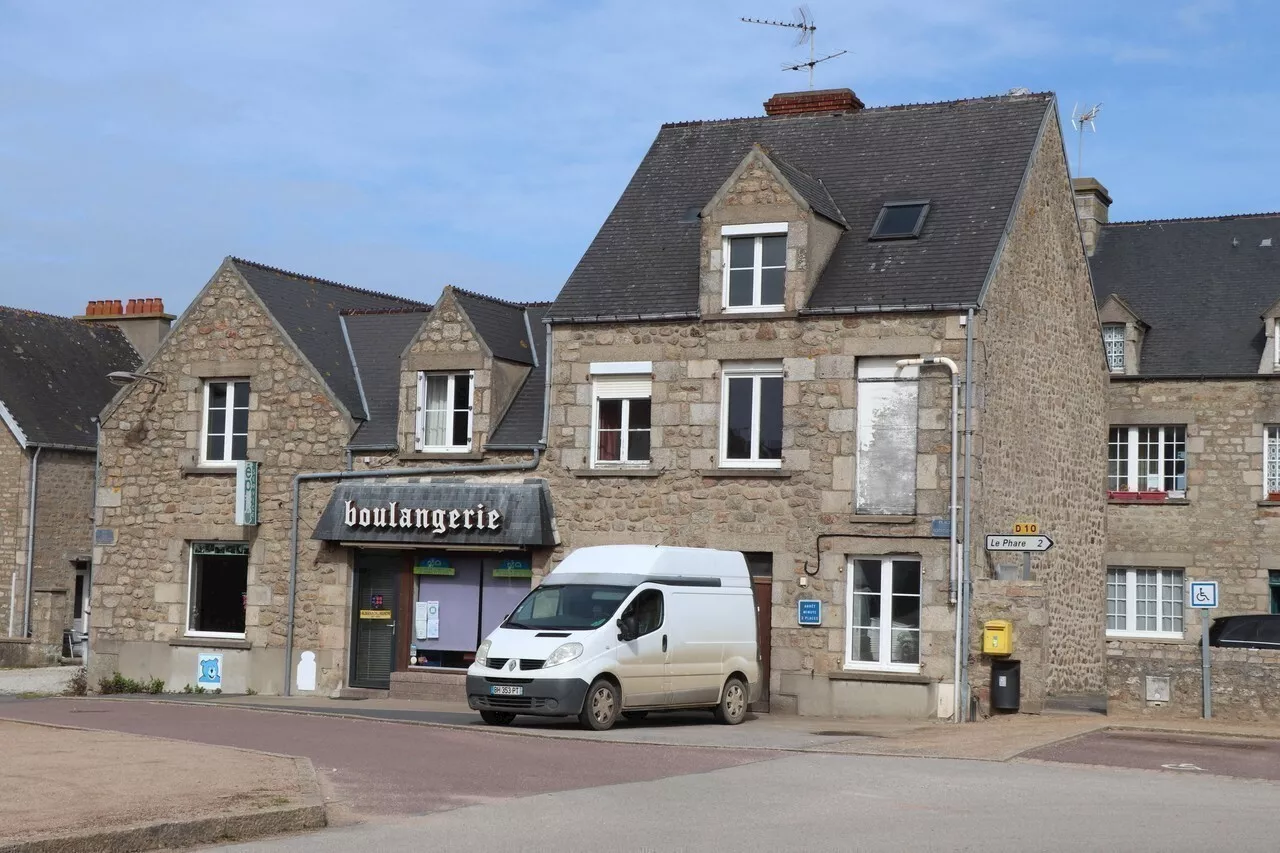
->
<box><xmin>311</xmin><ymin>480</ymin><xmax>556</xmax><ymax>547</ymax></box>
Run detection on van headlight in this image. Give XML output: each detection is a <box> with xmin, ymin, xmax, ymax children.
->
<box><xmin>476</xmin><ymin>640</ymin><xmax>492</xmax><ymax>668</ymax></box>
<box><xmin>543</xmin><ymin>642</ymin><xmax>583</xmax><ymax>668</ymax></box>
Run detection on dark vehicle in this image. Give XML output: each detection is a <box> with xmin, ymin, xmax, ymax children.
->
<box><xmin>1207</xmin><ymin>615</ymin><xmax>1280</xmax><ymax>650</ymax></box>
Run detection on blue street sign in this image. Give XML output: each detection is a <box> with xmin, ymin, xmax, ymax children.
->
<box><xmin>797</xmin><ymin>599</ymin><xmax>822</xmax><ymax>626</ymax></box>
<box><xmin>1189</xmin><ymin>581</ymin><xmax>1218</xmax><ymax>609</ymax></box>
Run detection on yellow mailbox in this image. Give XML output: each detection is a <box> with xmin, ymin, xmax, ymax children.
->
<box><xmin>983</xmin><ymin>620</ymin><xmax>1013</xmax><ymax>656</ymax></box>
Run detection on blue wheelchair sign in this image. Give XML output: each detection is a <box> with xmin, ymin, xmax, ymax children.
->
<box><xmin>1188</xmin><ymin>581</ymin><xmax>1218</xmax><ymax>609</ymax></box>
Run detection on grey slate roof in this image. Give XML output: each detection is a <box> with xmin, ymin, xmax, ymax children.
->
<box><xmin>453</xmin><ymin>289</ymin><xmax>537</xmax><ymax>365</ymax></box>
<box><xmin>488</xmin><ymin>304</ymin><xmax>550</xmax><ymax>447</ymax></box>
<box><xmin>764</xmin><ymin>147</ymin><xmax>846</xmax><ymax>227</ymax></box>
<box><xmin>0</xmin><ymin>307</ymin><xmax>140</xmax><ymax>448</ymax></box>
<box><xmin>547</xmin><ymin>94</ymin><xmax>1051</xmax><ymax>322</ymax></box>
<box><xmin>344</xmin><ymin>311</ymin><xmax>431</xmax><ymax>449</ymax></box>
<box><xmin>1089</xmin><ymin>214</ymin><xmax>1280</xmax><ymax>376</ymax></box>
<box><xmin>230</xmin><ymin>258</ymin><xmax>429</xmax><ymax>420</ymax></box>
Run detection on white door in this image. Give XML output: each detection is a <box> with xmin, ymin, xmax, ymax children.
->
<box><xmin>73</xmin><ymin>566</ymin><xmax>90</xmax><ymax>634</ymax></box>
<box><xmin>613</xmin><ymin>589</ymin><xmax>668</xmax><ymax>708</ymax></box>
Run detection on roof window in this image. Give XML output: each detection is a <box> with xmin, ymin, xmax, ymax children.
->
<box><xmin>870</xmin><ymin>201</ymin><xmax>930</xmax><ymax>240</ymax></box>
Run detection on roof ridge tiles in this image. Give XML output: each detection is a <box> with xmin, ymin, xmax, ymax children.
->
<box><xmin>449</xmin><ymin>285</ymin><xmax>537</xmax><ymax>310</ymax></box>
<box><xmin>229</xmin><ymin>257</ymin><xmax>429</xmax><ymax>308</ymax></box>
<box><xmin>1106</xmin><ymin>212</ymin><xmax>1280</xmax><ymax>226</ymax></box>
<box><xmin>0</xmin><ymin>305</ymin><xmax>78</xmax><ymax>321</ymax></box>
<box><xmin>339</xmin><ymin>307</ymin><xmax>432</xmax><ymax>316</ymax></box>
<box><xmin>660</xmin><ymin>91</ymin><xmax>1053</xmax><ymax>128</ymax></box>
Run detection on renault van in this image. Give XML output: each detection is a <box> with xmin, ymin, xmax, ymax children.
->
<box><xmin>465</xmin><ymin>545</ymin><xmax>761</xmax><ymax>730</ymax></box>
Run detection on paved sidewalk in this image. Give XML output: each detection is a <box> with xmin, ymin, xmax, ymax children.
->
<box><xmin>0</xmin><ymin>666</ymin><xmax>75</xmax><ymax>696</ymax></box>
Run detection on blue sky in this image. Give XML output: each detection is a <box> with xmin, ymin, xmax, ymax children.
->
<box><xmin>1</xmin><ymin>0</ymin><xmax>1277</xmax><ymax>315</ymax></box>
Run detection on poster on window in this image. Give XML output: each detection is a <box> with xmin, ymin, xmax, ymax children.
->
<box><xmin>197</xmin><ymin>653</ymin><xmax>223</xmax><ymax>690</ymax></box>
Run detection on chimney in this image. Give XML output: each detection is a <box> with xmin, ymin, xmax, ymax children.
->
<box><xmin>1073</xmin><ymin>177</ymin><xmax>1112</xmax><ymax>257</ymax></box>
<box><xmin>764</xmin><ymin>88</ymin><xmax>865</xmax><ymax>117</ymax></box>
<box><xmin>77</xmin><ymin>297</ymin><xmax>175</xmax><ymax>361</ymax></box>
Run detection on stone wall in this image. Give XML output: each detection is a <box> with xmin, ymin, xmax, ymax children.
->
<box><xmin>0</xmin><ymin>424</ymin><xmax>30</xmax><ymax>638</ymax></box>
<box><xmin>1107</xmin><ymin>641</ymin><xmax>1280</xmax><ymax>722</ymax></box>
<box><xmin>30</xmin><ymin>449</ymin><xmax>94</xmax><ymax>647</ymax></box>
<box><xmin>970</xmin><ymin>110</ymin><xmax>1109</xmax><ymax>706</ymax></box>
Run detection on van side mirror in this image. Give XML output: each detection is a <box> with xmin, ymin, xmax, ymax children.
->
<box><xmin>616</xmin><ymin>617</ymin><xmax>635</xmax><ymax>642</ymax></box>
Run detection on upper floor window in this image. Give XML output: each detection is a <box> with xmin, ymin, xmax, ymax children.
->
<box><xmin>1107</xmin><ymin>567</ymin><xmax>1183</xmax><ymax>638</ymax></box>
<box><xmin>1265</xmin><ymin>426</ymin><xmax>1280</xmax><ymax>499</ymax></box>
<box><xmin>722</xmin><ymin>223</ymin><xmax>787</xmax><ymax>312</ymax></box>
<box><xmin>856</xmin><ymin>358</ymin><xmax>919</xmax><ymax>516</ymax></box>
<box><xmin>417</xmin><ymin>372</ymin><xmax>473</xmax><ymax>452</ymax></box>
<box><xmin>591</xmin><ymin>368</ymin><xmax>652</xmax><ymax>467</ymax></box>
<box><xmin>720</xmin><ymin>362</ymin><xmax>783</xmax><ymax>468</ymax></box>
<box><xmin>1270</xmin><ymin>570</ymin><xmax>1280</xmax><ymax>614</ymax></box>
<box><xmin>201</xmin><ymin>380</ymin><xmax>249</xmax><ymax>466</ymax></box>
<box><xmin>1108</xmin><ymin>425</ymin><xmax>1185</xmax><ymax>496</ymax></box>
<box><xmin>869</xmin><ymin>201</ymin><xmax>929</xmax><ymax>240</ymax></box>
<box><xmin>1102</xmin><ymin>324</ymin><xmax>1125</xmax><ymax>372</ymax></box>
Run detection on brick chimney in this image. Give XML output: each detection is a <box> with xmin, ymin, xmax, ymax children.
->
<box><xmin>1073</xmin><ymin>177</ymin><xmax>1112</xmax><ymax>257</ymax></box>
<box><xmin>764</xmin><ymin>88</ymin><xmax>865</xmax><ymax>117</ymax></box>
<box><xmin>77</xmin><ymin>297</ymin><xmax>175</xmax><ymax>360</ymax></box>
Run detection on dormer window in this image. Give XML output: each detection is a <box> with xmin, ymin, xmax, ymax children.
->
<box><xmin>1102</xmin><ymin>324</ymin><xmax>1126</xmax><ymax>372</ymax></box>
<box><xmin>870</xmin><ymin>201</ymin><xmax>929</xmax><ymax>240</ymax></box>
<box><xmin>416</xmin><ymin>371</ymin><xmax>473</xmax><ymax>452</ymax></box>
<box><xmin>722</xmin><ymin>223</ymin><xmax>787</xmax><ymax>311</ymax></box>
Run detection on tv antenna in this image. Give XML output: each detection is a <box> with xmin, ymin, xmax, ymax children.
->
<box><xmin>1070</xmin><ymin>102</ymin><xmax>1102</xmax><ymax>176</ymax></box>
<box><xmin>742</xmin><ymin>6</ymin><xmax>847</xmax><ymax>89</ymax></box>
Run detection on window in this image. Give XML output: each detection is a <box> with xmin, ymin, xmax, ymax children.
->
<box><xmin>869</xmin><ymin>201</ymin><xmax>929</xmax><ymax>240</ymax></box>
<box><xmin>1270</xmin><ymin>571</ymin><xmax>1280</xmax><ymax>615</ymax></box>
<box><xmin>591</xmin><ymin>372</ymin><xmax>652</xmax><ymax>466</ymax></box>
<box><xmin>720</xmin><ymin>362</ymin><xmax>783</xmax><ymax>468</ymax></box>
<box><xmin>187</xmin><ymin>542</ymin><xmax>249</xmax><ymax>638</ymax></box>
<box><xmin>846</xmin><ymin>557</ymin><xmax>921</xmax><ymax>672</ymax></box>
<box><xmin>1266</xmin><ymin>427</ymin><xmax>1280</xmax><ymax>498</ymax></box>
<box><xmin>722</xmin><ymin>223</ymin><xmax>787</xmax><ymax>311</ymax></box>
<box><xmin>1107</xmin><ymin>567</ymin><xmax>1184</xmax><ymax>637</ymax></box>
<box><xmin>417</xmin><ymin>372</ymin><xmax>473</xmax><ymax>451</ymax></box>
<box><xmin>1102</xmin><ymin>324</ymin><xmax>1125</xmax><ymax>372</ymax></box>
<box><xmin>620</xmin><ymin>589</ymin><xmax>664</xmax><ymax>637</ymax></box>
<box><xmin>201</xmin><ymin>380</ymin><xmax>249</xmax><ymax>465</ymax></box>
<box><xmin>1107</xmin><ymin>425</ymin><xmax>1186</xmax><ymax>494</ymax></box>
<box><xmin>856</xmin><ymin>358</ymin><xmax>919</xmax><ymax>515</ymax></box>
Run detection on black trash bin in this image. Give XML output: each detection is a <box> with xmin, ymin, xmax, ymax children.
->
<box><xmin>990</xmin><ymin>659</ymin><xmax>1021</xmax><ymax>711</ymax></box>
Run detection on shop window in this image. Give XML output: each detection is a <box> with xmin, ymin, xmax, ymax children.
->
<box><xmin>1107</xmin><ymin>425</ymin><xmax>1186</xmax><ymax>497</ymax></box>
<box><xmin>720</xmin><ymin>362</ymin><xmax>783</xmax><ymax>468</ymax></box>
<box><xmin>1106</xmin><ymin>567</ymin><xmax>1184</xmax><ymax>637</ymax></box>
<box><xmin>187</xmin><ymin>543</ymin><xmax>249</xmax><ymax>638</ymax></box>
<box><xmin>410</xmin><ymin>554</ymin><xmax>532</xmax><ymax>669</ymax></box>
<box><xmin>856</xmin><ymin>358</ymin><xmax>919</xmax><ymax>515</ymax></box>
<box><xmin>416</xmin><ymin>372</ymin><xmax>473</xmax><ymax>451</ymax></box>
<box><xmin>200</xmin><ymin>380</ymin><xmax>249</xmax><ymax>466</ymax></box>
<box><xmin>845</xmin><ymin>557</ymin><xmax>921</xmax><ymax>672</ymax></box>
<box><xmin>591</xmin><ymin>374</ymin><xmax>652</xmax><ymax>466</ymax></box>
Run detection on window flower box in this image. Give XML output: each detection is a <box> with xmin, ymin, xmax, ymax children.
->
<box><xmin>1137</xmin><ymin>491</ymin><xmax>1167</xmax><ymax>501</ymax></box>
<box><xmin>1267</xmin><ymin>492</ymin><xmax>1280</xmax><ymax>502</ymax></box>
<box><xmin>1108</xmin><ymin>490</ymin><xmax>1139</xmax><ymax>501</ymax></box>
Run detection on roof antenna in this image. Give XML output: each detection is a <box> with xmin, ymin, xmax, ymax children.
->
<box><xmin>742</xmin><ymin>6</ymin><xmax>847</xmax><ymax>89</ymax></box>
<box><xmin>1070</xmin><ymin>102</ymin><xmax>1103</xmax><ymax>177</ymax></box>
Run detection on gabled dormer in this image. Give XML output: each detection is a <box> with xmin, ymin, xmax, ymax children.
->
<box><xmin>1098</xmin><ymin>293</ymin><xmax>1148</xmax><ymax>375</ymax></box>
<box><xmin>1260</xmin><ymin>296</ymin><xmax>1280</xmax><ymax>374</ymax></box>
<box><xmin>698</xmin><ymin>143</ymin><xmax>847</xmax><ymax>317</ymax></box>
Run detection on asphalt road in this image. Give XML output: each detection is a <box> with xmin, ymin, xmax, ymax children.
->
<box><xmin>1023</xmin><ymin>729</ymin><xmax>1280</xmax><ymax>781</ymax></box>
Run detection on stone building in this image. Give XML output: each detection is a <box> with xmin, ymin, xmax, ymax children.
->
<box><xmin>541</xmin><ymin>88</ymin><xmax>1109</xmax><ymax>718</ymax></box>
<box><xmin>0</xmin><ymin>301</ymin><xmax>161</xmax><ymax>664</ymax></box>
<box><xmin>1082</xmin><ymin>188</ymin><xmax>1280</xmax><ymax>720</ymax></box>
<box><xmin>91</xmin><ymin>259</ymin><xmax>554</xmax><ymax>697</ymax></box>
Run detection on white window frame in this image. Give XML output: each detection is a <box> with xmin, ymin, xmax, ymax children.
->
<box><xmin>844</xmin><ymin>555</ymin><xmax>922</xmax><ymax>674</ymax></box>
<box><xmin>590</xmin><ymin>374</ymin><xmax>653</xmax><ymax>468</ymax></box>
<box><xmin>415</xmin><ymin>371</ymin><xmax>474</xmax><ymax>452</ymax></box>
<box><xmin>198</xmin><ymin>379</ymin><xmax>249</xmax><ymax>468</ymax></box>
<box><xmin>185</xmin><ymin>543</ymin><xmax>249</xmax><ymax>640</ymax></box>
<box><xmin>1266</xmin><ymin>426</ymin><xmax>1280</xmax><ymax>498</ymax></box>
<box><xmin>1107</xmin><ymin>425</ymin><xmax>1186</xmax><ymax>495</ymax></box>
<box><xmin>719</xmin><ymin>361</ymin><xmax>784</xmax><ymax>469</ymax></box>
<box><xmin>1106</xmin><ymin>567</ymin><xmax>1184</xmax><ymax>639</ymax></box>
<box><xmin>1102</xmin><ymin>324</ymin><xmax>1125</xmax><ymax>373</ymax></box>
<box><xmin>721</xmin><ymin>223</ymin><xmax>788</xmax><ymax>313</ymax></box>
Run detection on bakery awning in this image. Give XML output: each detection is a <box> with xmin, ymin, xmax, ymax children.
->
<box><xmin>311</xmin><ymin>480</ymin><xmax>557</xmax><ymax>547</ymax></box>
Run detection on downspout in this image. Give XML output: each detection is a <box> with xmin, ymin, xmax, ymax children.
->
<box><xmin>87</xmin><ymin>418</ymin><xmax>101</xmax><ymax>672</ymax></box>
<box><xmin>23</xmin><ymin>447</ymin><xmax>42</xmax><ymax>639</ymax></box>
<box><xmin>960</xmin><ymin>307</ymin><xmax>977</xmax><ymax>721</ymax></box>
<box><xmin>541</xmin><ymin>323</ymin><xmax>553</xmax><ymax>445</ymax></box>
<box><xmin>283</xmin><ymin>449</ymin><xmax>543</xmax><ymax>696</ymax></box>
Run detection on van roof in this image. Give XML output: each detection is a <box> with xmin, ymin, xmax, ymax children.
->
<box><xmin>550</xmin><ymin>545</ymin><xmax>750</xmax><ymax>585</ymax></box>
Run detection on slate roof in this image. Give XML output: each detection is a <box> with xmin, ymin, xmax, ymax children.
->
<box><xmin>1089</xmin><ymin>214</ymin><xmax>1280</xmax><ymax>376</ymax></box>
<box><xmin>0</xmin><ymin>307</ymin><xmax>140</xmax><ymax>448</ymax></box>
<box><xmin>230</xmin><ymin>258</ymin><xmax>429</xmax><ymax>419</ymax></box>
<box><xmin>488</xmin><ymin>304</ymin><xmax>551</xmax><ymax>447</ymax></box>
<box><xmin>453</xmin><ymin>289</ymin><xmax>537</xmax><ymax>365</ymax></box>
<box><xmin>547</xmin><ymin>94</ymin><xmax>1051</xmax><ymax>322</ymax></box>
<box><xmin>343</xmin><ymin>310</ymin><xmax>431</xmax><ymax>449</ymax></box>
<box><xmin>763</xmin><ymin>147</ymin><xmax>846</xmax><ymax>227</ymax></box>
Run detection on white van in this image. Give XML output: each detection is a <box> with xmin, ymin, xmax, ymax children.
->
<box><xmin>465</xmin><ymin>545</ymin><xmax>761</xmax><ymax>730</ymax></box>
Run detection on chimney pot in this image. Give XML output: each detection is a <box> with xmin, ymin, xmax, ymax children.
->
<box><xmin>128</xmin><ymin>299</ymin><xmax>138</xmax><ymax>314</ymax></box>
<box><xmin>764</xmin><ymin>88</ymin><xmax>865</xmax><ymax>117</ymax></box>
<box><xmin>156</xmin><ymin>298</ymin><xmax>165</xmax><ymax>313</ymax></box>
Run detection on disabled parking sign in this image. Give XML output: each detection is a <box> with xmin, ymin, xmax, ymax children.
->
<box><xmin>1188</xmin><ymin>581</ymin><xmax>1218</xmax><ymax>609</ymax></box>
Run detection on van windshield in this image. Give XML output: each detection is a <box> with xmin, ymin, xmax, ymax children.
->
<box><xmin>503</xmin><ymin>584</ymin><xmax>633</xmax><ymax>631</ymax></box>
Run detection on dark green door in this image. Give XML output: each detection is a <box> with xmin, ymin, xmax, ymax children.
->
<box><xmin>350</xmin><ymin>552</ymin><xmax>401</xmax><ymax>689</ymax></box>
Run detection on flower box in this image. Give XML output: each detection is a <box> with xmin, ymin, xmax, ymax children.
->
<box><xmin>1267</xmin><ymin>492</ymin><xmax>1280</xmax><ymax>502</ymax></box>
<box><xmin>1108</xmin><ymin>490</ymin><xmax>1139</xmax><ymax>500</ymax></box>
<box><xmin>1137</xmin><ymin>491</ymin><xmax>1167</xmax><ymax>501</ymax></box>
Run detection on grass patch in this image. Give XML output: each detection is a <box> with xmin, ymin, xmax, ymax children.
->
<box><xmin>98</xmin><ymin>672</ymin><xmax>165</xmax><ymax>694</ymax></box>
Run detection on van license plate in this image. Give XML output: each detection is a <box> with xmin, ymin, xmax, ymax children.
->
<box><xmin>490</xmin><ymin>685</ymin><xmax>523</xmax><ymax>696</ymax></box>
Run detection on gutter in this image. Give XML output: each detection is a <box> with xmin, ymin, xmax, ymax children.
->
<box><xmin>800</xmin><ymin>302</ymin><xmax>980</xmax><ymax>316</ymax></box>
<box><xmin>1108</xmin><ymin>374</ymin><xmax>1274</xmax><ymax>382</ymax></box>
<box><xmin>23</xmin><ymin>447</ymin><xmax>41</xmax><ymax>638</ymax></box>
<box><xmin>283</xmin><ymin>448</ymin><xmax>543</xmax><ymax>696</ymax></box>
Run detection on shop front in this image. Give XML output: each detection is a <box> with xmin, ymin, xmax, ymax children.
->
<box><xmin>311</xmin><ymin>479</ymin><xmax>557</xmax><ymax>699</ymax></box>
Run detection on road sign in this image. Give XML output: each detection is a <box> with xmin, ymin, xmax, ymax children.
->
<box><xmin>1189</xmin><ymin>581</ymin><xmax>1218</xmax><ymax>609</ymax></box>
<box><xmin>797</xmin><ymin>599</ymin><xmax>822</xmax><ymax>626</ymax></box>
<box><xmin>984</xmin><ymin>534</ymin><xmax>1053</xmax><ymax>552</ymax></box>
<box><xmin>1013</xmin><ymin>520</ymin><xmax>1039</xmax><ymax>534</ymax></box>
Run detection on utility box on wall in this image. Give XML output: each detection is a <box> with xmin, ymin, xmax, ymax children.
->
<box><xmin>983</xmin><ymin>620</ymin><xmax>1013</xmax><ymax>656</ymax></box>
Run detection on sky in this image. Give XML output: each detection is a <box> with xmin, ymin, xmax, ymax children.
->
<box><xmin>2</xmin><ymin>0</ymin><xmax>1277</xmax><ymax>316</ymax></box>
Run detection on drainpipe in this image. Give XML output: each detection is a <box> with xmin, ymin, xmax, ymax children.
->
<box><xmin>541</xmin><ymin>323</ymin><xmax>553</xmax><ymax>445</ymax></box>
<box><xmin>87</xmin><ymin>418</ymin><xmax>101</xmax><ymax>672</ymax></box>
<box><xmin>896</xmin><ymin>356</ymin><xmax>960</xmax><ymax>722</ymax></box>
<box><xmin>23</xmin><ymin>447</ymin><xmax>42</xmax><ymax>639</ymax></box>
<box><xmin>283</xmin><ymin>448</ymin><xmax>543</xmax><ymax>696</ymax></box>
<box><xmin>960</xmin><ymin>308</ymin><xmax>977</xmax><ymax>721</ymax></box>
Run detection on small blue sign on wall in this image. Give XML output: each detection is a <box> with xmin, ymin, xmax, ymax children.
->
<box><xmin>197</xmin><ymin>653</ymin><xmax>223</xmax><ymax>690</ymax></box>
<box><xmin>797</xmin><ymin>599</ymin><xmax>822</xmax><ymax>627</ymax></box>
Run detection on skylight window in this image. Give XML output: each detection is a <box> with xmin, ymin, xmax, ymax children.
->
<box><xmin>870</xmin><ymin>201</ymin><xmax>930</xmax><ymax>240</ymax></box>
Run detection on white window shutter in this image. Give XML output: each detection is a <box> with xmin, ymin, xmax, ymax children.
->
<box><xmin>594</xmin><ymin>376</ymin><xmax>652</xmax><ymax>399</ymax></box>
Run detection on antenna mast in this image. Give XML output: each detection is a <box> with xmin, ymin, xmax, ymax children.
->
<box><xmin>742</xmin><ymin>6</ymin><xmax>845</xmax><ymax>88</ymax></box>
<box><xmin>1070</xmin><ymin>102</ymin><xmax>1102</xmax><ymax>176</ymax></box>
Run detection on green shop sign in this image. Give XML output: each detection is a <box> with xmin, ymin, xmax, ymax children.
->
<box><xmin>492</xmin><ymin>557</ymin><xmax>532</xmax><ymax>579</ymax></box>
<box><xmin>414</xmin><ymin>556</ymin><xmax>455</xmax><ymax>576</ymax></box>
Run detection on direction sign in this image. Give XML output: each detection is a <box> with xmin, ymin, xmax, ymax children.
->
<box><xmin>984</xmin><ymin>534</ymin><xmax>1054</xmax><ymax>552</ymax></box>
<box><xmin>1189</xmin><ymin>581</ymin><xmax>1218</xmax><ymax>609</ymax></box>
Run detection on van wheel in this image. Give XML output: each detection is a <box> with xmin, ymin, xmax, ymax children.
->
<box><xmin>622</xmin><ymin>710</ymin><xmax>649</xmax><ymax>722</ymax></box>
<box><xmin>579</xmin><ymin>678</ymin><xmax>621</xmax><ymax>731</ymax></box>
<box><xmin>480</xmin><ymin>710</ymin><xmax>516</xmax><ymax>726</ymax></box>
<box><xmin>713</xmin><ymin>677</ymin><xmax>748</xmax><ymax>725</ymax></box>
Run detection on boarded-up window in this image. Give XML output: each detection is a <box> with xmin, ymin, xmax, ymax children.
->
<box><xmin>856</xmin><ymin>358</ymin><xmax>919</xmax><ymax>515</ymax></box>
